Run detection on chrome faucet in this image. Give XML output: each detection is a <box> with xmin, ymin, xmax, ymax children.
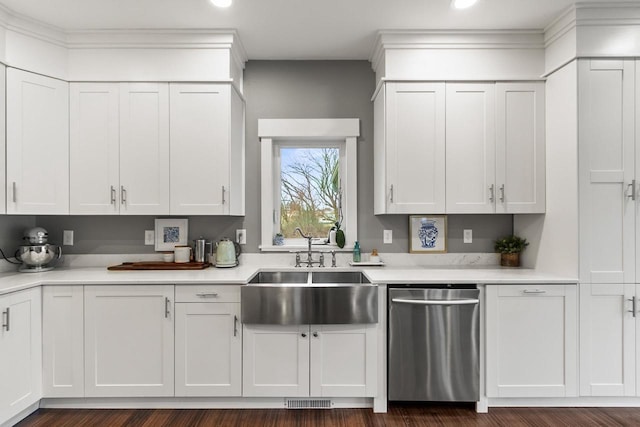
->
<box><xmin>293</xmin><ymin>227</ymin><xmax>326</xmax><ymax>267</ymax></box>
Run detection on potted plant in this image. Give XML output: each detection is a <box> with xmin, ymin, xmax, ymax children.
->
<box><xmin>273</xmin><ymin>233</ymin><xmax>284</xmax><ymax>246</ymax></box>
<box><xmin>494</xmin><ymin>235</ymin><xmax>529</xmax><ymax>267</ymax></box>
<box><xmin>334</xmin><ymin>222</ymin><xmax>345</xmax><ymax>249</ymax></box>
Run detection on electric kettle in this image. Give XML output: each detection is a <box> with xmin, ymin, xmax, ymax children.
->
<box><xmin>215</xmin><ymin>238</ymin><xmax>241</xmax><ymax>268</ymax></box>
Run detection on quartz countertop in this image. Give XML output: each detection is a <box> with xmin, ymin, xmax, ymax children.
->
<box><xmin>0</xmin><ymin>264</ymin><xmax>578</xmax><ymax>296</ymax></box>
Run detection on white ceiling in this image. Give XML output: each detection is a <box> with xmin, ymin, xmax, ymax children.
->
<box><xmin>0</xmin><ymin>0</ymin><xmax>612</xmax><ymax>60</ymax></box>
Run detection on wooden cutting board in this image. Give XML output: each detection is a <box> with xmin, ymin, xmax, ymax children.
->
<box><xmin>108</xmin><ymin>262</ymin><xmax>211</xmax><ymax>271</ymax></box>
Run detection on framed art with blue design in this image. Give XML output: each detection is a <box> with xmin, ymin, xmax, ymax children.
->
<box><xmin>154</xmin><ymin>218</ymin><xmax>189</xmax><ymax>251</ymax></box>
<box><xmin>409</xmin><ymin>215</ymin><xmax>447</xmax><ymax>253</ymax></box>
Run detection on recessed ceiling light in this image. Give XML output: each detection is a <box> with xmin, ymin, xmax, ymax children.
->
<box><xmin>211</xmin><ymin>0</ymin><xmax>232</xmax><ymax>7</ymax></box>
<box><xmin>451</xmin><ymin>0</ymin><xmax>478</xmax><ymax>9</ymax></box>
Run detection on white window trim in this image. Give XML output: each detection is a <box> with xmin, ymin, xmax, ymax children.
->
<box><xmin>258</xmin><ymin>118</ymin><xmax>359</xmax><ymax>251</ymax></box>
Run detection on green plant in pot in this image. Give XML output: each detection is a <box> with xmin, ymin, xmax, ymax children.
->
<box><xmin>494</xmin><ymin>235</ymin><xmax>529</xmax><ymax>267</ymax></box>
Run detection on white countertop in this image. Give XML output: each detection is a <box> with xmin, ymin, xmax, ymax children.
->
<box><xmin>0</xmin><ymin>264</ymin><xmax>577</xmax><ymax>296</ymax></box>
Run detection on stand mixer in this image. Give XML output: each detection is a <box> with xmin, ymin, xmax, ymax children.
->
<box><xmin>15</xmin><ymin>227</ymin><xmax>62</xmax><ymax>272</ymax></box>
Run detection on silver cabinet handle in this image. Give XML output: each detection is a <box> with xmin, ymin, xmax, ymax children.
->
<box><xmin>2</xmin><ymin>308</ymin><xmax>9</xmax><ymax>331</ymax></box>
<box><xmin>390</xmin><ymin>184</ymin><xmax>394</xmax><ymax>203</ymax></box>
<box><xmin>165</xmin><ymin>297</ymin><xmax>170</xmax><ymax>318</ymax></box>
<box><xmin>110</xmin><ymin>186</ymin><xmax>116</xmax><ymax>204</ymax></box>
<box><xmin>233</xmin><ymin>315</ymin><xmax>238</xmax><ymax>337</ymax></box>
<box><xmin>222</xmin><ymin>186</ymin><xmax>226</xmax><ymax>204</ymax></box>
<box><xmin>626</xmin><ymin>180</ymin><xmax>637</xmax><ymax>201</ymax></box>
<box><xmin>391</xmin><ymin>298</ymin><xmax>479</xmax><ymax>306</ymax></box>
<box><xmin>489</xmin><ymin>184</ymin><xmax>495</xmax><ymax>203</ymax></box>
<box><xmin>499</xmin><ymin>184</ymin><xmax>505</xmax><ymax>203</ymax></box>
<box><xmin>121</xmin><ymin>186</ymin><xmax>127</xmax><ymax>204</ymax></box>
<box><xmin>12</xmin><ymin>182</ymin><xmax>16</xmax><ymax>203</ymax></box>
<box><xmin>196</xmin><ymin>292</ymin><xmax>219</xmax><ymax>298</ymax></box>
<box><xmin>628</xmin><ymin>298</ymin><xmax>637</xmax><ymax>317</ymax></box>
<box><xmin>523</xmin><ymin>289</ymin><xmax>547</xmax><ymax>294</ymax></box>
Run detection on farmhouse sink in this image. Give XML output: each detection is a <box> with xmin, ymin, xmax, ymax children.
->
<box><xmin>242</xmin><ymin>271</ymin><xmax>377</xmax><ymax>325</ymax></box>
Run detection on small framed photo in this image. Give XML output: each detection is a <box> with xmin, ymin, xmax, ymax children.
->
<box><xmin>409</xmin><ymin>215</ymin><xmax>447</xmax><ymax>253</ymax></box>
<box><xmin>155</xmin><ymin>218</ymin><xmax>189</xmax><ymax>251</ymax></box>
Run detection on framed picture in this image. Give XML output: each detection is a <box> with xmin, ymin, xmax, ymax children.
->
<box><xmin>155</xmin><ymin>218</ymin><xmax>189</xmax><ymax>251</ymax></box>
<box><xmin>409</xmin><ymin>215</ymin><xmax>447</xmax><ymax>253</ymax></box>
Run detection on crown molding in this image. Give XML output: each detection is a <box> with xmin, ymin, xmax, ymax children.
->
<box><xmin>0</xmin><ymin>4</ymin><xmax>247</xmax><ymax>68</ymax></box>
<box><xmin>370</xmin><ymin>30</ymin><xmax>545</xmax><ymax>71</ymax></box>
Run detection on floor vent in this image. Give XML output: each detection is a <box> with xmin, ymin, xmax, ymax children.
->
<box><xmin>285</xmin><ymin>398</ymin><xmax>332</xmax><ymax>409</ymax></box>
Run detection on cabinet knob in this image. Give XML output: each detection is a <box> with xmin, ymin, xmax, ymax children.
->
<box><xmin>312</xmin><ymin>332</ymin><xmax>318</xmax><ymax>338</ymax></box>
<box><xmin>301</xmin><ymin>333</ymin><xmax>307</xmax><ymax>338</ymax></box>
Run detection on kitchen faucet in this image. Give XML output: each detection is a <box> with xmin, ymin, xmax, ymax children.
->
<box><xmin>294</xmin><ymin>227</ymin><xmax>330</xmax><ymax>267</ymax></box>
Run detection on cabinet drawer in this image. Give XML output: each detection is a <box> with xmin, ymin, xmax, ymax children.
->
<box><xmin>494</xmin><ymin>284</ymin><xmax>573</xmax><ymax>297</ymax></box>
<box><xmin>175</xmin><ymin>285</ymin><xmax>240</xmax><ymax>303</ymax></box>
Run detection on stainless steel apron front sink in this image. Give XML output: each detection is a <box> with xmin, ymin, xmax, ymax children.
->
<box><xmin>241</xmin><ymin>271</ymin><xmax>378</xmax><ymax>325</ymax></box>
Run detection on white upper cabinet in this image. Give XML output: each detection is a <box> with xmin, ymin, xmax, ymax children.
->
<box><xmin>7</xmin><ymin>68</ymin><xmax>69</xmax><ymax>214</ymax></box>
<box><xmin>495</xmin><ymin>82</ymin><xmax>546</xmax><ymax>214</ymax></box>
<box><xmin>374</xmin><ymin>82</ymin><xmax>446</xmax><ymax>214</ymax></box>
<box><xmin>578</xmin><ymin>59</ymin><xmax>636</xmax><ymax>284</ymax></box>
<box><xmin>170</xmin><ymin>83</ymin><xmax>245</xmax><ymax>215</ymax></box>
<box><xmin>70</xmin><ymin>83</ymin><xmax>170</xmax><ymax>215</ymax></box>
<box><xmin>446</xmin><ymin>83</ymin><xmax>496</xmax><ymax>213</ymax></box>
<box><xmin>119</xmin><ymin>83</ymin><xmax>170</xmax><ymax>214</ymax></box>
<box><xmin>0</xmin><ymin>65</ymin><xmax>5</xmax><ymax>214</ymax></box>
<box><xmin>70</xmin><ymin>83</ymin><xmax>120</xmax><ymax>214</ymax></box>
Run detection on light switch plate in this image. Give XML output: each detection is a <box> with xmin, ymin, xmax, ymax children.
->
<box><xmin>144</xmin><ymin>230</ymin><xmax>155</xmax><ymax>245</ymax></box>
<box><xmin>383</xmin><ymin>230</ymin><xmax>393</xmax><ymax>244</ymax></box>
<box><xmin>463</xmin><ymin>229</ymin><xmax>473</xmax><ymax>244</ymax></box>
<box><xmin>236</xmin><ymin>229</ymin><xmax>246</xmax><ymax>245</ymax></box>
<box><xmin>63</xmin><ymin>230</ymin><xmax>74</xmax><ymax>246</ymax></box>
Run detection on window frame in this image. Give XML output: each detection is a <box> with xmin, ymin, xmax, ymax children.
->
<box><xmin>258</xmin><ymin>119</ymin><xmax>359</xmax><ymax>251</ymax></box>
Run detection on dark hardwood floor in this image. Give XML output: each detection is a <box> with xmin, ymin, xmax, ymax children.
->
<box><xmin>15</xmin><ymin>404</ymin><xmax>640</xmax><ymax>427</ymax></box>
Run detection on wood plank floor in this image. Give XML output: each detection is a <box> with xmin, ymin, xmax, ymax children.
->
<box><xmin>15</xmin><ymin>404</ymin><xmax>640</xmax><ymax>427</ymax></box>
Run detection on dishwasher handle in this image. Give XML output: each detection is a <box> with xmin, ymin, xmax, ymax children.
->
<box><xmin>392</xmin><ymin>298</ymin><xmax>479</xmax><ymax>306</ymax></box>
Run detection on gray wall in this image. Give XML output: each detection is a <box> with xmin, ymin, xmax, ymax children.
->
<box><xmin>3</xmin><ymin>61</ymin><xmax>512</xmax><ymax>255</ymax></box>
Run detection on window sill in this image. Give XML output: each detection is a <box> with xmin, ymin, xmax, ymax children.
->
<box><xmin>259</xmin><ymin>245</ymin><xmax>354</xmax><ymax>253</ymax></box>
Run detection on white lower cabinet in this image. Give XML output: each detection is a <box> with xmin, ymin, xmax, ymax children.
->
<box><xmin>42</xmin><ymin>286</ymin><xmax>84</xmax><ymax>397</ymax></box>
<box><xmin>243</xmin><ymin>323</ymin><xmax>377</xmax><ymax>398</ymax></box>
<box><xmin>486</xmin><ymin>284</ymin><xmax>578</xmax><ymax>398</ymax></box>
<box><xmin>579</xmin><ymin>283</ymin><xmax>638</xmax><ymax>396</ymax></box>
<box><xmin>175</xmin><ymin>300</ymin><xmax>242</xmax><ymax>397</ymax></box>
<box><xmin>0</xmin><ymin>288</ymin><xmax>41</xmax><ymax>424</ymax></box>
<box><xmin>84</xmin><ymin>285</ymin><xmax>174</xmax><ymax>397</ymax></box>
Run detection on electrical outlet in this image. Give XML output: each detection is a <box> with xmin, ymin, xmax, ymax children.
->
<box><xmin>145</xmin><ymin>230</ymin><xmax>155</xmax><ymax>245</ymax></box>
<box><xmin>463</xmin><ymin>229</ymin><xmax>473</xmax><ymax>244</ymax></box>
<box><xmin>236</xmin><ymin>229</ymin><xmax>246</xmax><ymax>245</ymax></box>
<box><xmin>383</xmin><ymin>229</ymin><xmax>393</xmax><ymax>244</ymax></box>
<box><xmin>63</xmin><ymin>230</ymin><xmax>74</xmax><ymax>246</ymax></box>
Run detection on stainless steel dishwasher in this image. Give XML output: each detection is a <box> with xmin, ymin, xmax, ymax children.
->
<box><xmin>388</xmin><ymin>285</ymin><xmax>479</xmax><ymax>402</ymax></box>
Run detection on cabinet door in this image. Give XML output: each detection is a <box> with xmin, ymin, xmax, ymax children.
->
<box><xmin>580</xmin><ymin>283</ymin><xmax>635</xmax><ymax>396</ymax></box>
<box><xmin>486</xmin><ymin>284</ymin><xmax>577</xmax><ymax>398</ymax></box>
<box><xmin>175</xmin><ymin>302</ymin><xmax>241</xmax><ymax>397</ymax></box>
<box><xmin>6</xmin><ymin>68</ymin><xmax>69</xmax><ymax>214</ymax></box>
<box><xmin>42</xmin><ymin>286</ymin><xmax>84</xmax><ymax>397</ymax></box>
<box><xmin>70</xmin><ymin>83</ymin><xmax>120</xmax><ymax>214</ymax></box>
<box><xmin>119</xmin><ymin>83</ymin><xmax>170</xmax><ymax>214</ymax></box>
<box><xmin>243</xmin><ymin>324</ymin><xmax>309</xmax><ymax>397</ymax></box>
<box><xmin>0</xmin><ymin>64</ymin><xmax>6</xmax><ymax>214</ymax></box>
<box><xmin>84</xmin><ymin>285</ymin><xmax>174</xmax><ymax>397</ymax></box>
<box><xmin>309</xmin><ymin>324</ymin><xmax>377</xmax><ymax>397</ymax></box>
<box><xmin>384</xmin><ymin>82</ymin><xmax>445</xmax><ymax>214</ymax></box>
<box><xmin>495</xmin><ymin>82</ymin><xmax>545</xmax><ymax>213</ymax></box>
<box><xmin>579</xmin><ymin>60</ymin><xmax>636</xmax><ymax>284</ymax></box>
<box><xmin>0</xmin><ymin>288</ymin><xmax>42</xmax><ymax>424</ymax></box>
<box><xmin>170</xmin><ymin>83</ymin><xmax>230</xmax><ymax>215</ymax></box>
<box><xmin>446</xmin><ymin>83</ymin><xmax>496</xmax><ymax>213</ymax></box>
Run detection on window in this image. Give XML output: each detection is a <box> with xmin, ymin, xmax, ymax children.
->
<box><xmin>259</xmin><ymin>119</ymin><xmax>359</xmax><ymax>250</ymax></box>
